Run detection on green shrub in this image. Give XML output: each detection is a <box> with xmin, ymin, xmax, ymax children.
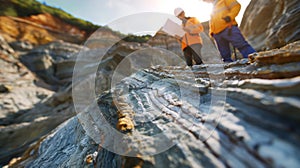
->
<box><xmin>0</xmin><ymin>0</ymin><xmax>99</xmax><ymax>34</ymax></box>
<box><xmin>123</xmin><ymin>34</ymin><xmax>152</xmax><ymax>43</ymax></box>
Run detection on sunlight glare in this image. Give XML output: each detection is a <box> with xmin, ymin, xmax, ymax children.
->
<box><xmin>159</xmin><ymin>0</ymin><xmax>213</xmax><ymax>22</ymax></box>
<box><xmin>160</xmin><ymin>0</ymin><xmax>250</xmax><ymax>24</ymax></box>
<box><xmin>183</xmin><ymin>0</ymin><xmax>213</xmax><ymax>22</ymax></box>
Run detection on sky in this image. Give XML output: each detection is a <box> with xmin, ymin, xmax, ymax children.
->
<box><xmin>36</xmin><ymin>0</ymin><xmax>251</xmax><ymax>34</ymax></box>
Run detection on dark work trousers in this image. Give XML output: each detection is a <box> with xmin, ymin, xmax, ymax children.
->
<box><xmin>213</xmin><ymin>26</ymin><xmax>256</xmax><ymax>62</ymax></box>
<box><xmin>183</xmin><ymin>43</ymin><xmax>203</xmax><ymax>66</ymax></box>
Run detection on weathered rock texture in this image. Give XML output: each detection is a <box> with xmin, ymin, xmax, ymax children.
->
<box><xmin>8</xmin><ymin>41</ymin><xmax>300</xmax><ymax>168</ymax></box>
<box><xmin>241</xmin><ymin>0</ymin><xmax>300</xmax><ymax>50</ymax></box>
<box><xmin>0</xmin><ymin>36</ymin><xmax>53</xmax><ymax>119</ymax></box>
<box><xmin>0</xmin><ymin>85</ymin><xmax>74</xmax><ymax>166</ymax></box>
<box><xmin>3</xmin><ymin>1</ymin><xmax>300</xmax><ymax>167</ymax></box>
<box><xmin>19</xmin><ymin>41</ymin><xmax>88</xmax><ymax>88</ymax></box>
<box><xmin>148</xmin><ymin>30</ymin><xmax>183</xmax><ymax>56</ymax></box>
<box><xmin>1</xmin><ymin>36</ymin><xmax>170</xmax><ymax>166</ymax></box>
<box><xmin>0</xmin><ymin>35</ymin><xmax>60</xmax><ymax>164</ymax></box>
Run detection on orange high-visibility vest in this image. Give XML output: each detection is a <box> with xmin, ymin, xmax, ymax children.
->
<box><xmin>181</xmin><ymin>17</ymin><xmax>204</xmax><ymax>50</ymax></box>
<box><xmin>209</xmin><ymin>0</ymin><xmax>241</xmax><ymax>35</ymax></box>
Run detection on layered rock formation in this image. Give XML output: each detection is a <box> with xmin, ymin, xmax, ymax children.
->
<box><xmin>0</xmin><ymin>15</ymin><xmax>84</xmax><ymax>45</ymax></box>
<box><xmin>0</xmin><ymin>35</ymin><xmax>56</xmax><ymax>164</ymax></box>
<box><xmin>20</xmin><ymin>41</ymin><xmax>86</xmax><ymax>88</ymax></box>
<box><xmin>1</xmin><ymin>0</ymin><xmax>300</xmax><ymax>167</ymax></box>
<box><xmin>148</xmin><ymin>30</ymin><xmax>183</xmax><ymax>56</ymax></box>
<box><xmin>241</xmin><ymin>0</ymin><xmax>300</xmax><ymax>50</ymax></box>
<box><xmin>7</xmin><ymin>41</ymin><xmax>300</xmax><ymax>168</ymax></box>
<box><xmin>0</xmin><ymin>0</ymin><xmax>101</xmax><ymax>45</ymax></box>
<box><xmin>0</xmin><ymin>35</ymin><xmax>159</xmax><ymax>166</ymax></box>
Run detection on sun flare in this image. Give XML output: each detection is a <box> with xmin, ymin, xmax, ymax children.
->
<box><xmin>182</xmin><ymin>0</ymin><xmax>213</xmax><ymax>22</ymax></box>
<box><xmin>158</xmin><ymin>0</ymin><xmax>213</xmax><ymax>22</ymax></box>
<box><xmin>160</xmin><ymin>0</ymin><xmax>250</xmax><ymax>24</ymax></box>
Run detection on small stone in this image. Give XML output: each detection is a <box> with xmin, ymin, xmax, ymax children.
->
<box><xmin>0</xmin><ymin>84</ymin><xmax>12</xmax><ymax>93</ymax></box>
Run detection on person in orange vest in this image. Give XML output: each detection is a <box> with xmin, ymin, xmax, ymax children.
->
<box><xmin>203</xmin><ymin>0</ymin><xmax>256</xmax><ymax>62</ymax></box>
<box><xmin>174</xmin><ymin>7</ymin><xmax>204</xmax><ymax>66</ymax></box>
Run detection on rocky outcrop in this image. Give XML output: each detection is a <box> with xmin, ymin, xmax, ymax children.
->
<box><xmin>0</xmin><ymin>39</ymin><xmax>116</xmax><ymax>165</ymax></box>
<box><xmin>6</xmin><ymin>117</ymin><xmax>120</xmax><ymax>168</ymax></box>
<box><xmin>8</xmin><ymin>41</ymin><xmax>300</xmax><ymax>168</ymax></box>
<box><xmin>148</xmin><ymin>30</ymin><xmax>183</xmax><ymax>56</ymax></box>
<box><xmin>19</xmin><ymin>39</ymin><xmax>149</xmax><ymax>89</ymax></box>
<box><xmin>0</xmin><ymin>13</ymin><xmax>121</xmax><ymax>46</ymax></box>
<box><xmin>2</xmin><ymin>1</ymin><xmax>300</xmax><ymax>166</ymax></box>
<box><xmin>1</xmin><ymin>37</ymin><xmax>164</xmax><ymax>166</ymax></box>
<box><xmin>9</xmin><ymin>41</ymin><xmax>33</xmax><ymax>52</ymax></box>
<box><xmin>0</xmin><ymin>35</ymin><xmax>57</xmax><ymax>165</ymax></box>
<box><xmin>20</xmin><ymin>41</ymin><xmax>86</xmax><ymax>87</ymax></box>
<box><xmin>86</xmin><ymin>28</ymin><xmax>125</xmax><ymax>49</ymax></box>
<box><xmin>0</xmin><ymin>35</ymin><xmax>52</xmax><ymax>119</ymax></box>
<box><xmin>241</xmin><ymin>0</ymin><xmax>300</xmax><ymax>50</ymax></box>
<box><xmin>0</xmin><ymin>81</ymin><xmax>76</xmax><ymax>164</ymax></box>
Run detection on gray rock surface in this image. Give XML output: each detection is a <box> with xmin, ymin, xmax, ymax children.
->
<box><xmin>7</xmin><ymin>116</ymin><xmax>127</xmax><ymax>168</ymax></box>
<box><xmin>9</xmin><ymin>41</ymin><xmax>33</xmax><ymax>52</ymax></box>
<box><xmin>0</xmin><ymin>35</ymin><xmax>57</xmax><ymax>164</ymax></box>
<box><xmin>3</xmin><ymin>2</ymin><xmax>300</xmax><ymax>166</ymax></box>
<box><xmin>0</xmin><ymin>76</ymin><xmax>74</xmax><ymax>166</ymax></box>
<box><xmin>8</xmin><ymin>41</ymin><xmax>300</xmax><ymax>168</ymax></box>
<box><xmin>20</xmin><ymin>41</ymin><xmax>87</xmax><ymax>87</ymax></box>
<box><xmin>1</xmin><ymin>37</ymin><xmax>172</xmax><ymax>166</ymax></box>
<box><xmin>0</xmin><ymin>35</ymin><xmax>14</xmax><ymax>55</ymax></box>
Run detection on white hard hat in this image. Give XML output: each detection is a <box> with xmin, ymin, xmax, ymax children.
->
<box><xmin>174</xmin><ymin>7</ymin><xmax>184</xmax><ymax>16</ymax></box>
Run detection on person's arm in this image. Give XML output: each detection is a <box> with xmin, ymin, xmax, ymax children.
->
<box><xmin>224</xmin><ymin>0</ymin><xmax>241</xmax><ymax>21</ymax></box>
<box><xmin>186</xmin><ymin>17</ymin><xmax>204</xmax><ymax>34</ymax></box>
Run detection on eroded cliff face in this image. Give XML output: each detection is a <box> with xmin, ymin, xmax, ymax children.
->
<box><xmin>0</xmin><ymin>13</ymin><xmax>122</xmax><ymax>46</ymax></box>
<box><xmin>0</xmin><ymin>14</ymin><xmax>84</xmax><ymax>44</ymax></box>
<box><xmin>241</xmin><ymin>0</ymin><xmax>300</xmax><ymax>50</ymax></box>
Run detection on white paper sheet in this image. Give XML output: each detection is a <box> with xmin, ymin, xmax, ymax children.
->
<box><xmin>162</xmin><ymin>19</ymin><xmax>185</xmax><ymax>37</ymax></box>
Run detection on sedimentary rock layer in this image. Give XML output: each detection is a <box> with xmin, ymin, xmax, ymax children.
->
<box><xmin>8</xmin><ymin>41</ymin><xmax>300</xmax><ymax>168</ymax></box>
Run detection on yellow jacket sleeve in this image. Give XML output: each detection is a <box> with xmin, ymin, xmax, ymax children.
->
<box><xmin>187</xmin><ymin>17</ymin><xmax>204</xmax><ymax>34</ymax></box>
<box><xmin>225</xmin><ymin>0</ymin><xmax>241</xmax><ymax>20</ymax></box>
